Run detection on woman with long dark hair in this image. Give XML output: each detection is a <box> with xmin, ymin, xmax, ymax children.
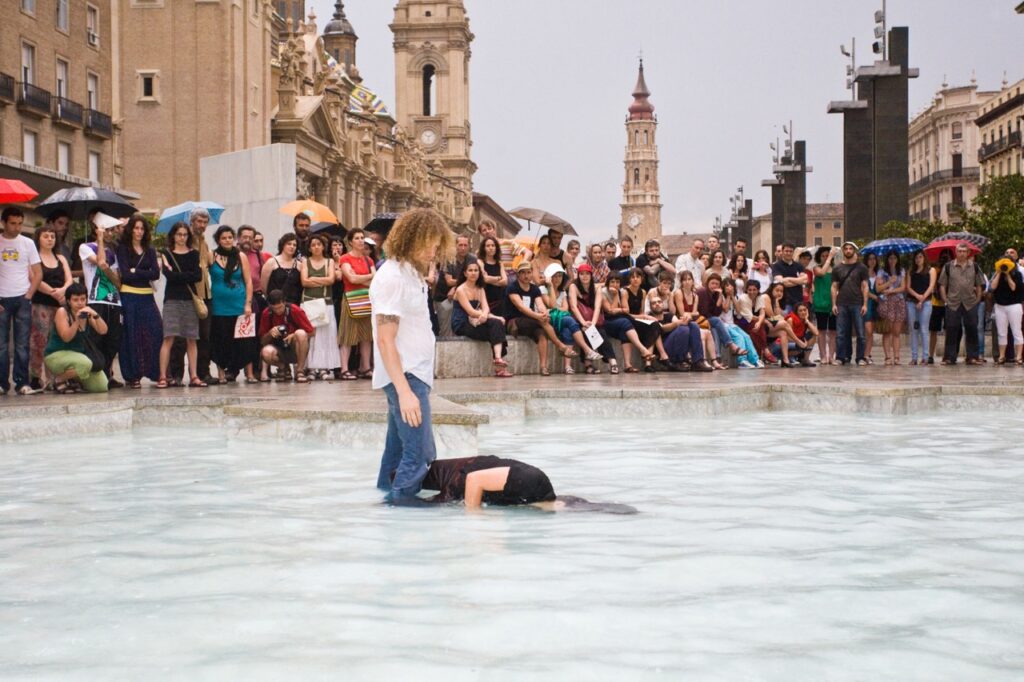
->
<box><xmin>622</xmin><ymin>267</ymin><xmax>662</xmax><ymax>371</ymax></box>
<box><xmin>477</xmin><ymin>236</ymin><xmax>506</xmax><ymax>319</ymax></box>
<box><xmin>569</xmin><ymin>263</ymin><xmax>616</xmax><ymax>374</ymax></box>
<box><xmin>864</xmin><ymin>252</ymin><xmax>880</xmax><ymax>364</ymax></box>
<box><xmin>905</xmin><ymin>250</ymin><xmax>936</xmax><ymax>365</ymax></box>
<box><xmin>260</xmin><ymin>232</ymin><xmax>303</xmax><ymax>305</ymax></box>
<box><xmin>748</xmin><ymin>249</ymin><xmax>772</xmax><ymax>295</ymax></box>
<box><xmin>600</xmin><ymin>272</ymin><xmax>653</xmax><ymax>374</ymax></box>
<box><xmin>727</xmin><ymin>252</ymin><xmax>749</xmax><ymax>290</ymax></box>
<box><xmin>209</xmin><ymin>225</ymin><xmax>256</xmax><ymax>384</ymax></box>
<box><xmin>158</xmin><ymin>221</ymin><xmax>203</xmax><ymax>388</ymax></box>
<box><xmin>300</xmin><ymin>233</ymin><xmax>337</xmax><ymax>381</ymax></box>
<box><xmin>452</xmin><ymin>260</ymin><xmax>512</xmax><ymax>377</ymax></box>
<box><xmin>876</xmin><ymin>251</ymin><xmax>907</xmax><ymax>365</ymax></box>
<box><xmin>116</xmin><ymin>213</ymin><xmax>163</xmax><ymax>388</ymax></box>
<box><xmin>44</xmin><ymin>282</ymin><xmax>109</xmax><ymax>393</ymax></box>
<box><xmin>766</xmin><ymin>281</ymin><xmax>798</xmax><ymax>367</ymax></box>
<box><xmin>29</xmin><ymin>224</ymin><xmax>72</xmax><ymax>390</ymax></box>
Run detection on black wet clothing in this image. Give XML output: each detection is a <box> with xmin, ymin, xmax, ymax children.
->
<box><xmin>421</xmin><ymin>456</ymin><xmax>556</xmax><ymax>505</ymax></box>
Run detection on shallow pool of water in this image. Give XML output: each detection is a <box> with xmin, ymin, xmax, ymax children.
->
<box><xmin>1</xmin><ymin>413</ymin><xmax>1023</xmax><ymax>680</ymax></box>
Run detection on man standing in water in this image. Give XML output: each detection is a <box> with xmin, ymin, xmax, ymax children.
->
<box><xmin>372</xmin><ymin>208</ymin><xmax>454</xmax><ymax>503</ymax></box>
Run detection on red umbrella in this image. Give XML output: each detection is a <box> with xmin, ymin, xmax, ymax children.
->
<box><xmin>0</xmin><ymin>179</ymin><xmax>38</xmax><ymax>203</ymax></box>
<box><xmin>924</xmin><ymin>238</ymin><xmax>980</xmax><ymax>261</ymax></box>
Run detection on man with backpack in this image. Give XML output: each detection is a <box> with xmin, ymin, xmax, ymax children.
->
<box><xmin>938</xmin><ymin>242</ymin><xmax>986</xmax><ymax>365</ymax></box>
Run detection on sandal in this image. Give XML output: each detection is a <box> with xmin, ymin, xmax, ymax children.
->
<box><xmin>560</xmin><ymin>346</ymin><xmax>578</xmax><ymax>358</ymax></box>
<box><xmin>493</xmin><ymin>357</ymin><xmax>508</xmax><ymax>367</ymax></box>
<box><xmin>610</xmin><ymin>363</ymin><xmax>620</xmax><ymax>375</ymax></box>
<box><xmin>189</xmin><ymin>377</ymin><xmax>208</xmax><ymax>388</ymax></box>
<box><xmin>245</xmin><ymin>377</ymin><xmax>259</xmax><ymax>384</ymax></box>
<box><xmin>584</xmin><ymin>365</ymin><xmax>598</xmax><ymax>375</ymax></box>
<box><xmin>357</xmin><ymin>369</ymin><xmax>373</xmax><ymax>380</ymax></box>
<box><xmin>127</xmin><ymin>380</ymin><xmax>142</xmax><ymax>390</ymax></box>
<box><xmin>340</xmin><ymin>371</ymin><xmax>358</xmax><ymax>381</ymax></box>
<box><xmin>540</xmin><ymin>367</ymin><xmax>551</xmax><ymax>376</ymax></box>
<box><xmin>54</xmin><ymin>381</ymin><xmax>73</xmax><ymax>394</ymax></box>
<box><xmin>624</xmin><ymin>366</ymin><xmax>639</xmax><ymax>373</ymax></box>
<box><xmin>564</xmin><ymin>365</ymin><xmax>576</xmax><ymax>375</ymax></box>
<box><xmin>494</xmin><ymin>368</ymin><xmax>514</xmax><ymax>378</ymax></box>
<box><xmin>156</xmin><ymin>378</ymin><xmax>169</xmax><ymax>389</ymax></box>
<box><xmin>296</xmin><ymin>374</ymin><xmax>310</xmax><ymax>383</ymax></box>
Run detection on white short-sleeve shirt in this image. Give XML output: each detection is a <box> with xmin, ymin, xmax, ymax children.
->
<box><xmin>370</xmin><ymin>259</ymin><xmax>435</xmax><ymax>389</ymax></box>
<box><xmin>0</xmin><ymin>234</ymin><xmax>41</xmax><ymax>298</ymax></box>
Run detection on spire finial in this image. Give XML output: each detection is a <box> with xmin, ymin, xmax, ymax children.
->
<box><xmin>629</xmin><ymin>58</ymin><xmax>654</xmax><ymax>120</ymax></box>
<box><xmin>333</xmin><ymin>0</ymin><xmax>347</xmax><ymax>21</ymax></box>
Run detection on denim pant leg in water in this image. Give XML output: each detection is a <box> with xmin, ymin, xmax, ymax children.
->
<box><xmin>379</xmin><ymin>373</ymin><xmax>437</xmax><ymax>499</ymax></box>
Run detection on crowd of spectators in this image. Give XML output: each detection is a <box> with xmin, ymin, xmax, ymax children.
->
<box><xmin>0</xmin><ymin>204</ymin><xmax>1015</xmax><ymax>395</ymax></box>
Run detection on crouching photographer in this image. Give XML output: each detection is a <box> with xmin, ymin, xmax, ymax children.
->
<box><xmin>257</xmin><ymin>289</ymin><xmax>315</xmax><ymax>383</ymax></box>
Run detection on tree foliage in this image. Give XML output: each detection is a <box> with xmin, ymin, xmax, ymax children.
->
<box><xmin>877</xmin><ymin>219</ymin><xmax>950</xmax><ymax>245</ymax></box>
<box><xmin>964</xmin><ymin>174</ymin><xmax>1024</xmax><ymax>268</ymax></box>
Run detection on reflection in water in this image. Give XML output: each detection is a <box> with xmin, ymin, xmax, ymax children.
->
<box><xmin>1</xmin><ymin>413</ymin><xmax>1022</xmax><ymax>680</ymax></box>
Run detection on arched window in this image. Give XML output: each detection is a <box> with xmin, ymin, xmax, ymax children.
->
<box><xmin>633</xmin><ymin>168</ymin><xmax>640</xmax><ymax>186</ymax></box>
<box><xmin>422</xmin><ymin>64</ymin><xmax>436</xmax><ymax>116</ymax></box>
<box><xmin>634</xmin><ymin>130</ymin><xmax>638</xmax><ymax>146</ymax></box>
<box><xmin>643</xmin><ymin>130</ymin><xmax>649</xmax><ymax>145</ymax></box>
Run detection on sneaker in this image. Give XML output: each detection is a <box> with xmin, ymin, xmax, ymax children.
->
<box><xmin>16</xmin><ymin>385</ymin><xmax>40</xmax><ymax>395</ymax></box>
<box><xmin>856</xmin><ymin>359</ymin><xmax>868</xmax><ymax>366</ymax></box>
<box><xmin>738</xmin><ymin>360</ymin><xmax>757</xmax><ymax>369</ymax></box>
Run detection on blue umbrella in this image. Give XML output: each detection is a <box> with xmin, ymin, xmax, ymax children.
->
<box><xmin>859</xmin><ymin>237</ymin><xmax>926</xmax><ymax>257</ymax></box>
<box><xmin>156</xmin><ymin>201</ymin><xmax>225</xmax><ymax>233</ymax></box>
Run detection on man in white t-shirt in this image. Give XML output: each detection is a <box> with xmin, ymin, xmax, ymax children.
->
<box><xmin>674</xmin><ymin>238</ymin><xmax>706</xmax><ymax>285</ymax></box>
<box><xmin>371</xmin><ymin>208</ymin><xmax>452</xmax><ymax>503</ymax></box>
<box><xmin>0</xmin><ymin>207</ymin><xmax>42</xmax><ymax>395</ymax></box>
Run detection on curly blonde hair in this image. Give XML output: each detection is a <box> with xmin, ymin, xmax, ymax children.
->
<box><xmin>383</xmin><ymin>208</ymin><xmax>454</xmax><ymax>275</ymax></box>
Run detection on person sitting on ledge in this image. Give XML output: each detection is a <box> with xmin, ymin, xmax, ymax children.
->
<box><xmin>600</xmin><ymin>271</ymin><xmax>655</xmax><ymax>374</ymax></box>
<box><xmin>541</xmin><ymin>262</ymin><xmax>603</xmax><ymax>375</ymax></box>
<box><xmin>568</xmin><ymin>263</ymin><xmax>617</xmax><ymax>374</ymax></box>
<box><xmin>44</xmin><ymin>282</ymin><xmax>109</xmax><ymax>393</ymax></box>
<box><xmin>258</xmin><ymin>289</ymin><xmax>314</xmax><ymax>382</ymax></box>
<box><xmin>504</xmin><ymin>260</ymin><xmax>577</xmax><ymax>376</ymax></box>
<box><xmin>777</xmin><ymin>301</ymin><xmax>818</xmax><ymax>367</ymax></box>
<box><xmin>419</xmin><ymin>456</ymin><xmax>637</xmax><ymax>513</ymax></box>
<box><xmin>452</xmin><ymin>260</ymin><xmax>513</xmax><ymax>378</ymax></box>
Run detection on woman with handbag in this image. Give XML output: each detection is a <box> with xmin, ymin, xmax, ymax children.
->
<box><xmin>337</xmin><ymin>228</ymin><xmax>376</xmax><ymax>380</ymax></box>
<box><xmin>44</xmin><ymin>282</ymin><xmax>109</xmax><ymax>393</ymax></box>
<box><xmin>260</xmin><ymin>233</ymin><xmax>303</xmax><ymax>306</ymax></box>
<box><xmin>208</xmin><ymin>225</ymin><xmax>257</xmax><ymax>384</ymax></box>
<box><xmin>116</xmin><ymin>214</ymin><xmax>164</xmax><ymax>389</ymax></box>
<box><xmin>157</xmin><ymin>222</ymin><xmax>204</xmax><ymax>388</ymax></box>
<box><xmin>299</xmin><ymin>234</ymin><xmax>337</xmax><ymax>381</ymax></box>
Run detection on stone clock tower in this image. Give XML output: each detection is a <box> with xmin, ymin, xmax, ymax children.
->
<box><xmin>619</xmin><ymin>59</ymin><xmax>662</xmax><ymax>245</ymax></box>
<box><xmin>390</xmin><ymin>0</ymin><xmax>476</xmax><ymax>195</ymax></box>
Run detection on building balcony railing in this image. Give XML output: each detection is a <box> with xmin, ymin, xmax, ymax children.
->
<box><xmin>53</xmin><ymin>96</ymin><xmax>84</xmax><ymax>128</ymax></box>
<box><xmin>16</xmin><ymin>82</ymin><xmax>52</xmax><ymax>118</ymax></box>
<box><xmin>84</xmin><ymin>108</ymin><xmax>112</xmax><ymax>139</ymax></box>
<box><xmin>909</xmin><ymin>166</ymin><xmax>980</xmax><ymax>194</ymax></box>
<box><xmin>0</xmin><ymin>73</ymin><xmax>14</xmax><ymax>104</ymax></box>
<box><xmin>978</xmin><ymin>130</ymin><xmax>1022</xmax><ymax>162</ymax></box>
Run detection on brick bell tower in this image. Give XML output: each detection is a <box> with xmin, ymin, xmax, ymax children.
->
<box><xmin>619</xmin><ymin>59</ymin><xmax>663</xmax><ymax>246</ymax></box>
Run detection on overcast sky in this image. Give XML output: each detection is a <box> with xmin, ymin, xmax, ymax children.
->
<box><xmin>310</xmin><ymin>0</ymin><xmax>1022</xmax><ymax>244</ymax></box>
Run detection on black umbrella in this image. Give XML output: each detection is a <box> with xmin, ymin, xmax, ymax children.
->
<box><xmin>364</xmin><ymin>212</ymin><xmax>401</xmax><ymax>240</ymax></box>
<box><xmin>311</xmin><ymin>222</ymin><xmax>347</xmax><ymax>240</ymax></box>
<box><xmin>937</xmin><ymin>231</ymin><xmax>990</xmax><ymax>250</ymax></box>
<box><xmin>36</xmin><ymin>187</ymin><xmax>136</xmax><ymax>220</ymax></box>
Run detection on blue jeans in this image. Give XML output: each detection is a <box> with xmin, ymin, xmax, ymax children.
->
<box><xmin>376</xmin><ymin>373</ymin><xmax>437</xmax><ymax>499</ymax></box>
<box><xmin>0</xmin><ymin>296</ymin><xmax>32</xmax><ymax>390</ymax></box>
<box><xmin>556</xmin><ymin>315</ymin><xmax>582</xmax><ymax>345</ymax></box>
<box><xmin>835</xmin><ymin>304</ymin><xmax>865</xmax><ymax>363</ymax></box>
<box><xmin>905</xmin><ymin>300</ymin><xmax>931</xmax><ymax>362</ymax></box>
<box><xmin>707</xmin><ymin>316</ymin><xmax>729</xmax><ymax>357</ymax></box>
<box><xmin>664</xmin><ymin>322</ymin><xmax>704</xmax><ymax>363</ymax></box>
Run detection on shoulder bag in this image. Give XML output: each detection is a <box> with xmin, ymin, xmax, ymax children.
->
<box><xmin>167</xmin><ymin>249</ymin><xmax>208</xmax><ymax>320</ymax></box>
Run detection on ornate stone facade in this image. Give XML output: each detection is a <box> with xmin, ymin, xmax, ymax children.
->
<box><xmin>271</xmin><ymin>13</ymin><xmax>469</xmax><ymax>230</ymax></box>
<box><xmin>619</xmin><ymin>60</ymin><xmax>662</xmax><ymax>246</ymax></box>
<box><xmin>390</xmin><ymin>1</ymin><xmax>477</xmax><ymax>199</ymax></box>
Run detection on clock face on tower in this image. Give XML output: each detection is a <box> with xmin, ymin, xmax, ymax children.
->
<box><xmin>627</xmin><ymin>213</ymin><xmax>642</xmax><ymax>229</ymax></box>
<box><xmin>419</xmin><ymin>129</ymin><xmax>438</xmax><ymax>148</ymax></box>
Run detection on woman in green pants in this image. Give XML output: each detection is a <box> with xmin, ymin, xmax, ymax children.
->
<box><xmin>44</xmin><ymin>282</ymin><xmax>110</xmax><ymax>393</ymax></box>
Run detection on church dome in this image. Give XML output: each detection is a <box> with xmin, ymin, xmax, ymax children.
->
<box><xmin>324</xmin><ymin>1</ymin><xmax>356</xmax><ymax>37</ymax></box>
<box><xmin>628</xmin><ymin>59</ymin><xmax>654</xmax><ymax>120</ymax></box>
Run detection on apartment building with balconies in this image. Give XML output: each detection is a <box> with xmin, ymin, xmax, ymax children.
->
<box><xmin>976</xmin><ymin>75</ymin><xmax>1024</xmax><ymax>185</ymax></box>
<box><xmin>908</xmin><ymin>82</ymin><xmax>994</xmax><ymax>225</ymax></box>
<box><xmin>1</xmin><ymin>0</ymin><xmax>130</xmax><ymax>207</ymax></box>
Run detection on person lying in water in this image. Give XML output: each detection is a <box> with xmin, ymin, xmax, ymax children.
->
<box><xmin>418</xmin><ymin>455</ymin><xmax>637</xmax><ymax>513</ymax></box>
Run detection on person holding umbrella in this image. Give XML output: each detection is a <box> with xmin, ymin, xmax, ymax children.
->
<box><xmin>938</xmin><ymin>242</ymin><xmax>986</xmax><ymax>365</ymax></box>
<box><xmin>0</xmin><ymin>207</ymin><xmax>42</xmax><ymax>395</ymax></box>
